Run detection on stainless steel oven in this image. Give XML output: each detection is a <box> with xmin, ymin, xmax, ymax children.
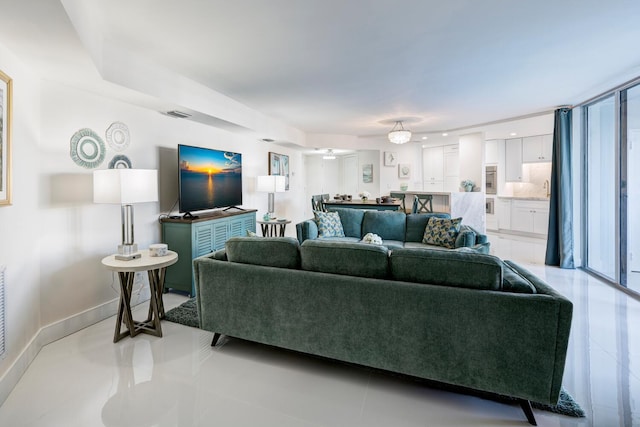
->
<box><xmin>486</xmin><ymin>197</ymin><xmax>495</xmax><ymax>215</ymax></box>
<box><xmin>485</xmin><ymin>165</ymin><xmax>497</xmax><ymax>195</ymax></box>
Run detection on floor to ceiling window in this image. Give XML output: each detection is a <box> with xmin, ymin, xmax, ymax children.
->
<box><xmin>585</xmin><ymin>95</ymin><xmax>617</xmax><ymax>282</ymax></box>
<box><xmin>623</xmin><ymin>85</ymin><xmax>640</xmax><ymax>293</ymax></box>
<box><xmin>584</xmin><ymin>81</ymin><xmax>640</xmax><ymax>295</ymax></box>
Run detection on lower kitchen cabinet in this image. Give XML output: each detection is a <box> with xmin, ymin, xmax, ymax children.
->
<box><xmin>510</xmin><ymin>200</ymin><xmax>549</xmax><ymax>235</ymax></box>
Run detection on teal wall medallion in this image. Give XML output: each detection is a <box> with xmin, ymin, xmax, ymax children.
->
<box><xmin>70</xmin><ymin>128</ymin><xmax>106</xmax><ymax>169</ymax></box>
<box><xmin>108</xmin><ymin>154</ymin><xmax>132</xmax><ymax>169</ymax></box>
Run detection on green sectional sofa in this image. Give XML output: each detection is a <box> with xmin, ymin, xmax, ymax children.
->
<box><xmin>295</xmin><ymin>207</ymin><xmax>489</xmax><ymax>252</ymax></box>
<box><xmin>193</xmin><ymin>236</ymin><xmax>573</xmax><ymax>425</ymax></box>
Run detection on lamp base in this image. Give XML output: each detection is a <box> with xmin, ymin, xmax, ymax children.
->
<box><xmin>115</xmin><ymin>253</ymin><xmax>142</xmax><ymax>261</ymax></box>
<box><xmin>118</xmin><ymin>243</ymin><xmax>138</xmax><ymax>255</ymax></box>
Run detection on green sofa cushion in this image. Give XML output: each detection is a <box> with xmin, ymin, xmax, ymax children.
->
<box><xmin>226</xmin><ymin>237</ymin><xmax>301</xmax><ymax>269</ymax></box>
<box><xmin>422</xmin><ymin>217</ymin><xmax>462</xmax><ymax>249</ymax></box>
<box><xmin>389</xmin><ymin>247</ymin><xmax>503</xmax><ymax>290</ymax></box>
<box><xmin>328</xmin><ymin>207</ymin><xmax>365</xmax><ymax>238</ymax></box>
<box><xmin>405</xmin><ymin>213</ymin><xmax>451</xmax><ymax>242</ymax></box>
<box><xmin>455</xmin><ymin>225</ymin><xmax>476</xmax><ymax>248</ymax></box>
<box><xmin>362</xmin><ymin>211</ymin><xmax>406</xmax><ymax>241</ymax></box>
<box><xmin>301</xmin><ymin>240</ymin><xmax>389</xmax><ymax>279</ymax></box>
<box><xmin>314</xmin><ymin>211</ymin><xmax>345</xmax><ymax>237</ymax></box>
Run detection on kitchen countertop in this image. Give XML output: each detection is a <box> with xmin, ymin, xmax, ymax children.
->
<box><xmin>496</xmin><ymin>196</ymin><xmax>550</xmax><ymax>201</ymax></box>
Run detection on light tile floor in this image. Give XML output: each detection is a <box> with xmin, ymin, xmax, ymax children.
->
<box><xmin>0</xmin><ymin>233</ymin><xmax>638</xmax><ymax>426</ymax></box>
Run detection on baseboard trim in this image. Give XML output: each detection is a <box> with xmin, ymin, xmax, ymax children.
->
<box><xmin>0</xmin><ymin>293</ymin><xmax>149</xmax><ymax>406</ymax></box>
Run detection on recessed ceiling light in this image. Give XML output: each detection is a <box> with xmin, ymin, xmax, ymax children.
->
<box><xmin>422</xmin><ymin>136</ymin><xmax>428</xmax><ymax>140</ymax></box>
<box><xmin>510</xmin><ymin>132</ymin><xmax>517</xmax><ymax>136</ymax></box>
<box><xmin>442</xmin><ymin>133</ymin><xmax>448</xmax><ymax>137</ymax></box>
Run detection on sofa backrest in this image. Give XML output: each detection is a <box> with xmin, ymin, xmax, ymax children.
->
<box><xmin>300</xmin><ymin>239</ymin><xmax>389</xmax><ymax>279</ymax></box>
<box><xmin>389</xmin><ymin>247</ymin><xmax>503</xmax><ymax>291</ymax></box>
<box><xmin>327</xmin><ymin>207</ymin><xmax>366</xmax><ymax>238</ymax></box>
<box><xmin>225</xmin><ymin>236</ymin><xmax>301</xmax><ymax>269</ymax></box>
<box><xmin>362</xmin><ymin>210</ymin><xmax>406</xmax><ymax>241</ymax></box>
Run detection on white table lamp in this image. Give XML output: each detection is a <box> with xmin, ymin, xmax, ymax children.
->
<box><xmin>256</xmin><ymin>175</ymin><xmax>286</xmax><ymax>215</ymax></box>
<box><xmin>94</xmin><ymin>169</ymin><xmax>159</xmax><ymax>260</ymax></box>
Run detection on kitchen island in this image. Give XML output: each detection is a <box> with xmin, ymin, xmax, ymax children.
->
<box><xmin>394</xmin><ymin>191</ymin><xmax>486</xmax><ymax>233</ymax></box>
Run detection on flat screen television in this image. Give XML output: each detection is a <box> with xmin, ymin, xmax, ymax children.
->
<box><xmin>178</xmin><ymin>144</ymin><xmax>242</xmax><ymax>214</ymax></box>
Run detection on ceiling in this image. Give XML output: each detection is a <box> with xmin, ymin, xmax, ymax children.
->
<box><xmin>1</xmin><ymin>0</ymin><xmax>640</xmax><ymax>142</ymax></box>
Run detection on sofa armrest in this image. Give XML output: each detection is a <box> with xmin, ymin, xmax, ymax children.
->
<box><xmin>295</xmin><ymin>219</ymin><xmax>319</xmax><ymax>244</ymax></box>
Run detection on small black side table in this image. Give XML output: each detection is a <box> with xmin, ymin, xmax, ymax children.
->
<box><xmin>257</xmin><ymin>219</ymin><xmax>291</xmax><ymax>237</ymax></box>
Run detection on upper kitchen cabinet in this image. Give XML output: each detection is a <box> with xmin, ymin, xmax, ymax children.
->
<box><xmin>505</xmin><ymin>138</ymin><xmax>529</xmax><ymax>182</ymax></box>
<box><xmin>485</xmin><ymin>139</ymin><xmax>501</xmax><ymax>164</ymax></box>
<box><xmin>522</xmin><ymin>134</ymin><xmax>553</xmax><ymax>162</ymax></box>
<box><xmin>422</xmin><ymin>144</ymin><xmax>459</xmax><ymax>192</ymax></box>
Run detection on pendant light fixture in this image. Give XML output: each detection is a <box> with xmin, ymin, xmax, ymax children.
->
<box><xmin>323</xmin><ymin>149</ymin><xmax>336</xmax><ymax>160</ymax></box>
<box><xmin>388</xmin><ymin>121</ymin><xmax>412</xmax><ymax>144</ymax></box>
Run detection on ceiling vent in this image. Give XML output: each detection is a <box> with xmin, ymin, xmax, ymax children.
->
<box><xmin>165</xmin><ymin>110</ymin><xmax>191</xmax><ymax>119</ymax></box>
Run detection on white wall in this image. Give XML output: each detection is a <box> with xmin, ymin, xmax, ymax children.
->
<box><xmin>458</xmin><ymin>132</ymin><xmax>484</xmax><ymax>190</ymax></box>
<box><xmin>0</xmin><ymin>48</ymin><xmax>305</xmax><ymax>403</ymax></box>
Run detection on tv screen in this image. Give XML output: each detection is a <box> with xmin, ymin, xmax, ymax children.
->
<box><xmin>178</xmin><ymin>144</ymin><xmax>242</xmax><ymax>213</ymax></box>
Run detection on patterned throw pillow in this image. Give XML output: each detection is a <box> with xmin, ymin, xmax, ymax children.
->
<box><xmin>314</xmin><ymin>211</ymin><xmax>345</xmax><ymax>237</ymax></box>
<box><xmin>422</xmin><ymin>217</ymin><xmax>462</xmax><ymax>249</ymax></box>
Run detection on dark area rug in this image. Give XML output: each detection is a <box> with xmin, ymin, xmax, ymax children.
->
<box><xmin>164</xmin><ymin>297</ymin><xmax>585</xmax><ymax>419</ymax></box>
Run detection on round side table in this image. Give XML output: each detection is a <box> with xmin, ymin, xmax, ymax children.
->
<box><xmin>257</xmin><ymin>219</ymin><xmax>291</xmax><ymax>237</ymax></box>
<box><xmin>101</xmin><ymin>249</ymin><xmax>178</xmax><ymax>343</ymax></box>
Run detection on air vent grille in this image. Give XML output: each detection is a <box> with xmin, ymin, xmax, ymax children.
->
<box><xmin>165</xmin><ymin>110</ymin><xmax>191</xmax><ymax>119</ymax></box>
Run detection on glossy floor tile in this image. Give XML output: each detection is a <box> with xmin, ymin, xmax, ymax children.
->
<box><xmin>0</xmin><ymin>233</ymin><xmax>639</xmax><ymax>426</ymax></box>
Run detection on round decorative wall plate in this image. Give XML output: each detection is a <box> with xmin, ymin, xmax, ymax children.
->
<box><xmin>105</xmin><ymin>121</ymin><xmax>130</xmax><ymax>151</ymax></box>
<box><xmin>108</xmin><ymin>154</ymin><xmax>132</xmax><ymax>169</ymax></box>
<box><xmin>70</xmin><ymin>128</ymin><xmax>106</xmax><ymax>169</ymax></box>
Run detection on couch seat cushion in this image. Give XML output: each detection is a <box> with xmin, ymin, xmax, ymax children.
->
<box><xmin>301</xmin><ymin>240</ymin><xmax>389</xmax><ymax>279</ymax></box>
<box><xmin>389</xmin><ymin>247</ymin><xmax>503</xmax><ymax>290</ymax></box>
<box><xmin>226</xmin><ymin>237</ymin><xmax>301</xmax><ymax>269</ymax></box>
<box><xmin>318</xmin><ymin>236</ymin><xmax>361</xmax><ymax>243</ymax></box>
<box><xmin>422</xmin><ymin>217</ymin><xmax>462</xmax><ymax>249</ymax></box>
<box><xmin>403</xmin><ymin>242</ymin><xmax>449</xmax><ymax>250</ymax></box>
<box><xmin>314</xmin><ymin>211</ymin><xmax>345</xmax><ymax>237</ymax></box>
<box><xmin>362</xmin><ymin>210</ymin><xmax>406</xmax><ymax>241</ymax></box>
<box><xmin>381</xmin><ymin>240</ymin><xmax>404</xmax><ymax>249</ymax></box>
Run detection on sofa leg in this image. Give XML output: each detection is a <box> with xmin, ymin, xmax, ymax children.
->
<box><xmin>211</xmin><ymin>333</ymin><xmax>221</xmax><ymax>347</ymax></box>
<box><xmin>519</xmin><ymin>399</ymin><xmax>537</xmax><ymax>425</ymax></box>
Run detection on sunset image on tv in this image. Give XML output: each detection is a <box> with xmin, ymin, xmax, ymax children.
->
<box><xmin>178</xmin><ymin>145</ymin><xmax>242</xmax><ymax>213</ymax></box>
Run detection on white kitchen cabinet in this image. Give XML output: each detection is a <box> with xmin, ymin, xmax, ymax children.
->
<box><xmin>423</xmin><ymin>146</ymin><xmax>444</xmax><ymax>181</ymax></box>
<box><xmin>423</xmin><ymin>144</ymin><xmax>459</xmax><ymax>192</ymax></box>
<box><xmin>510</xmin><ymin>200</ymin><xmax>549</xmax><ymax>235</ymax></box>
<box><xmin>497</xmin><ymin>198</ymin><xmax>511</xmax><ymax>230</ymax></box>
<box><xmin>485</xmin><ymin>139</ymin><xmax>500</xmax><ymax>164</ymax></box>
<box><xmin>505</xmin><ymin>138</ymin><xmax>529</xmax><ymax>182</ymax></box>
<box><xmin>423</xmin><ymin>180</ymin><xmax>444</xmax><ymax>192</ymax></box>
<box><xmin>522</xmin><ymin>134</ymin><xmax>553</xmax><ymax>162</ymax></box>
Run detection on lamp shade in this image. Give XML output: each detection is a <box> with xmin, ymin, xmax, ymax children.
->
<box><xmin>256</xmin><ymin>175</ymin><xmax>286</xmax><ymax>193</ymax></box>
<box><xmin>93</xmin><ymin>169</ymin><xmax>159</xmax><ymax>204</ymax></box>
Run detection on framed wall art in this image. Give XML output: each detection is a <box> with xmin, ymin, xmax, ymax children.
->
<box><xmin>268</xmin><ymin>152</ymin><xmax>290</xmax><ymax>190</ymax></box>
<box><xmin>362</xmin><ymin>164</ymin><xmax>373</xmax><ymax>183</ymax></box>
<box><xmin>0</xmin><ymin>69</ymin><xmax>12</xmax><ymax>206</ymax></box>
<box><xmin>384</xmin><ymin>151</ymin><xmax>397</xmax><ymax>167</ymax></box>
<box><xmin>398</xmin><ymin>163</ymin><xmax>411</xmax><ymax>179</ymax></box>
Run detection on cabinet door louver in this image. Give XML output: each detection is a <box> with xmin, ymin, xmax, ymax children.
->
<box><xmin>229</xmin><ymin>219</ymin><xmax>244</xmax><ymax>237</ymax></box>
<box><xmin>213</xmin><ymin>222</ymin><xmax>229</xmax><ymax>251</ymax></box>
<box><xmin>194</xmin><ymin>226</ymin><xmax>213</xmax><ymax>256</ymax></box>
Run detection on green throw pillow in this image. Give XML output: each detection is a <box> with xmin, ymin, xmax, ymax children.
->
<box><xmin>314</xmin><ymin>211</ymin><xmax>345</xmax><ymax>237</ymax></box>
<box><xmin>422</xmin><ymin>217</ymin><xmax>462</xmax><ymax>249</ymax></box>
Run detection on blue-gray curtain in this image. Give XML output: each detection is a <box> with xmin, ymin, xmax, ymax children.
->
<box><xmin>545</xmin><ymin>108</ymin><xmax>575</xmax><ymax>268</ymax></box>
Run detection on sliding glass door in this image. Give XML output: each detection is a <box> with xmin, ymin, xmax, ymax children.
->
<box><xmin>623</xmin><ymin>85</ymin><xmax>640</xmax><ymax>293</ymax></box>
<box><xmin>585</xmin><ymin>96</ymin><xmax>617</xmax><ymax>281</ymax></box>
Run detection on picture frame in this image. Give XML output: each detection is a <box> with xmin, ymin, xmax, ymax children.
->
<box><xmin>398</xmin><ymin>163</ymin><xmax>411</xmax><ymax>179</ymax></box>
<box><xmin>362</xmin><ymin>163</ymin><xmax>373</xmax><ymax>183</ymax></box>
<box><xmin>268</xmin><ymin>152</ymin><xmax>290</xmax><ymax>190</ymax></box>
<box><xmin>383</xmin><ymin>151</ymin><xmax>397</xmax><ymax>167</ymax></box>
<box><xmin>0</xmin><ymin>69</ymin><xmax>12</xmax><ymax>206</ymax></box>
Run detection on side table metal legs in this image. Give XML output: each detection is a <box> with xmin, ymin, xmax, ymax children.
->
<box><xmin>113</xmin><ymin>267</ymin><xmax>167</xmax><ymax>343</ymax></box>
